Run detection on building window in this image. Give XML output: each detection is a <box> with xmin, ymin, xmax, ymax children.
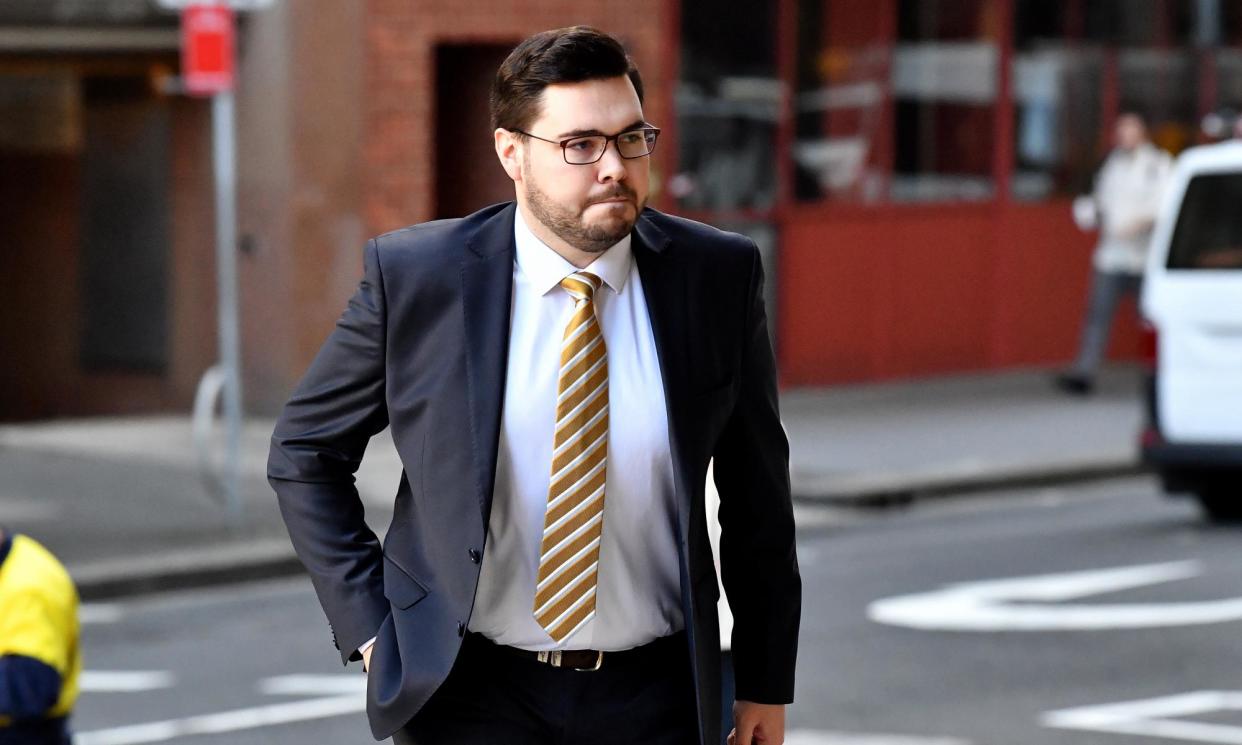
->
<box><xmin>792</xmin><ymin>0</ymin><xmax>891</xmax><ymax>203</ymax></box>
<box><xmin>1218</xmin><ymin>47</ymin><xmax>1242</xmax><ymax>126</ymax></box>
<box><xmin>710</xmin><ymin>0</ymin><xmax>1240</xmax><ymax>209</ymax></box>
<box><xmin>1083</xmin><ymin>0</ymin><xmax>1194</xmax><ymax>47</ymax></box>
<box><xmin>1227</xmin><ymin>1</ymin><xmax>1242</xmax><ymax>46</ymax></box>
<box><xmin>1089</xmin><ymin>0</ymin><xmax>1204</xmax><ymax>155</ymax></box>
<box><xmin>1218</xmin><ymin>0</ymin><xmax>1242</xmax><ymax>125</ymax></box>
<box><xmin>891</xmin><ymin>0</ymin><xmax>997</xmax><ymax>202</ymax></box>
<box><xmin>1011</xmin><ymin>0</ymin><xmax>1103</xmax><ymax>200</ymax></box>
<box><xmin>792</xmin><ymin>0</ymin><xmax>999</xmax><ymax>204</ymax></box>
<box><xmin>1010</xmin><ymin>0</ymin><xmax>1237</xmax><ymax>202</ymax></box>
<box><xmin>673</xmin><ymin>0</ymin><xmax>778</xmax><ymax>212</ymax></box>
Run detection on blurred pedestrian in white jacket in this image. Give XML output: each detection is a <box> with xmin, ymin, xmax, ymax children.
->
<box><xmin>1058</xmin><ymin>112</ymin><xmax>1172</xmax><ymax>395</ymax></box>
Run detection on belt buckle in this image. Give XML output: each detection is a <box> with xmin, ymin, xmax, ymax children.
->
<box><xmin>574</xmin><ymin>650</ymin><xmax>603</xmax><ymax>672</ymax></box>
<box><xmin>536</xmin><ymin>649</ymin><xmax>604</xmax><ymax>671</ymax></box>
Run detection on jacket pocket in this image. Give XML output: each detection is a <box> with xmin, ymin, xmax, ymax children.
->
<box><xmin>383</xmin><ymin>554</ymin><xmax>429</xmax><ymax>610</ymax></box>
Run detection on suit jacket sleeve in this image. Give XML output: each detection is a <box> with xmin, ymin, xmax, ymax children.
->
<box><xmin>267</xmin><ymin>238</ymin><xmax>392</xmax><ymax>666</ymax></box>
<box><xmin>713</xmin><ymin>242</ymin><xmax>801</xmax><ymax>704</ymax></box>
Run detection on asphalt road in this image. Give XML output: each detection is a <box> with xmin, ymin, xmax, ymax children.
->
<box><xmin>73</xmin><ymin>476</ymin><xmax>1242</xmax><ymax>745</ymax></box>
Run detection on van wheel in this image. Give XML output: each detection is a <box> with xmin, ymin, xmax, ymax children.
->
<box><xmin>1197</xmin><ymin>491</ymin><xmax>1242</xmax><ymax>523</ymax></box>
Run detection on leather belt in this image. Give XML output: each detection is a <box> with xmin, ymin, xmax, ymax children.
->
<box><xmin>465</xmin><ymin>631</ymin><xmax>685</xmax><ymax>672</ymax></box>
<box><xmin>536</xmin><ymin>648</ymin><xmax>604</xmax><ymax>671</ymax></box>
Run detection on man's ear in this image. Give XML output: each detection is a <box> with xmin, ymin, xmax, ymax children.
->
<box><xmin>494</xmin><ymin>129</ymin><xmax>522</xmax><ymax>182</ymax></box>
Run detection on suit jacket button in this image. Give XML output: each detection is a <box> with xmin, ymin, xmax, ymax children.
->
<box><xmin>457</xmin><ymin>622</ymin><xmax>466</xmax><ymax>637</ymax></box>
<box><xmin>468</xmin><ymin>548</ymin><xmax>481</xmax><ymax>563</ymax></box>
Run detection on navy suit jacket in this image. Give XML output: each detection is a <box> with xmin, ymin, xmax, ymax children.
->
<box><xmin>268</xmin><ymin>202</ymin><xmax>800</xmax><ymax>743</ymax></box>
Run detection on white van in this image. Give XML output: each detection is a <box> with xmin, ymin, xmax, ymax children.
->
<box><xmin>1140</xmin><ymin>139</ymin><xmax>1242</xmax><ymax>521</ymax></box>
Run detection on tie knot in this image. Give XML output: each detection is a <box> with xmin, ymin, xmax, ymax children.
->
<box><xmin>560</xmin><ymin>272</ymin><xmax>603</xmax><ymax>303</ymax></box>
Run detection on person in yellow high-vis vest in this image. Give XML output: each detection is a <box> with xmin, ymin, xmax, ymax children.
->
<box><xmin>0</xmin><ymin>527</ymin><xmax>80</xmax><ymax>745</ymax></box>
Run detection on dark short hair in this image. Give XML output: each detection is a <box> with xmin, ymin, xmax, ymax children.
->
<box><xmin>490</xmin><ymin>26</ymin><xmax>644</xmax><ymax>132</ymax></box>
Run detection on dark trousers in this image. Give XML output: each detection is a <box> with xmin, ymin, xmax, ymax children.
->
<box><xmin>1070</xmin><ymin>269</ymin><xmax>1143</xmax><ymax>377</ymax></box>
<box><xmin>393</xmin><ymin>632</ymin><xmax>699</xmax><ymax>745</ymax></box>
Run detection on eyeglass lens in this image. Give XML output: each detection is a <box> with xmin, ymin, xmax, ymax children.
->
<box><xmin>563</xmin><ymin>130</ymin><xmax>658</xmax><ymax>164</ymax></box>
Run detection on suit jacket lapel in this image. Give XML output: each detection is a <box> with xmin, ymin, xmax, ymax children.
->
<box><xmin>632</xmin><ymin>211</ymin><xmax>693</xmax><ymax>544</ymax></box>
<box><xmin>462</xmin><ymin>204</ymin><xmax>515</xmax><ymax>527</ymax></box>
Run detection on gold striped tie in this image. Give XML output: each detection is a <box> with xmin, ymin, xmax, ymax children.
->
<box><xmin>534</xmin><ymin>271</ymin><xmax>609</xmax><ymax>642</ymax></box>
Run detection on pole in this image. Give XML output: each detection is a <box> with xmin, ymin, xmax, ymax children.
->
<box><xmin>212</xmin><ymin>89</ymin><xmax>243</xmax><ymax>519</ymax></box>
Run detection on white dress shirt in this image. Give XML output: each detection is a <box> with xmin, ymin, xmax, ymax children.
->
<box><xmin>467</xmin><ymin>207</ymin><xmax>682</xmax><ymax>651</ymax></box>
<box><xmin>360</xmin><ymin>209</ymin><xmax>682</xmax><ymax>661</ymax></box>
<box><xmin>1093</xmin><ymin>142</ymin><xmax>1172</xmax><ymax>274</ymax></box>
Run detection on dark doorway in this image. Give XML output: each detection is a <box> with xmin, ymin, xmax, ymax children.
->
<box><xmin>0</xmin><ymin>69</ymin><xmax>174</xmax><ymax>421</ymax></box>
<box><xmin>435</xmin><ymin>43</ymin><xmax>515</xmax><ymax>219</ymax></box>
<box><xmin>79</xmin><ymin>75</ymin><xmax>171</xmax><ymax>372</ymax></box>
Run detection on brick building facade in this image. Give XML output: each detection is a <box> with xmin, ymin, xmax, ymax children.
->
<box><xmin>247</xmin><ymin>0</ymin><xmax>672</xmax><ymax>414</ymax></box>
<box><xmin>0</xmin><ymin>1</ymin><xmax>670</xmax><ymax>420</ymax></box>
<box><xmin>3</xmin><ymin>1</ymin><xmax>1238</xmax><ymax>420</ymax></box>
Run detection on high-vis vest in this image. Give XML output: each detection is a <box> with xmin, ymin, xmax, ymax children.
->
<box><xmin>0</xmin><ymin>534</ymin><xmax>81</xmax><ymax>730</ymax></box>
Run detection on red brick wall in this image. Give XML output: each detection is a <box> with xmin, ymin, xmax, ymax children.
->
<box><xmin>362</xmin><ymin>1</ymin><xmax>669</xmax><ymax>235</ymax></box>
<box><xmin>778</xmin><ymin>200</ymin><xmax>1139</xmax><ymax>385</ymax></box>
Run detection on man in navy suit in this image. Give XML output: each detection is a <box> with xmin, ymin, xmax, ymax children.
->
<box><xmin>268</xmin><ymin>25</ymin><xmax>800</xmax><ymax>745</ymax></box>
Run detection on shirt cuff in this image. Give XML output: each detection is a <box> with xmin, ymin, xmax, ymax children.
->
<box><xmin>358</xmin><ymin>636</ymin><xmax>377</xmax><ymax>657</ymax></box>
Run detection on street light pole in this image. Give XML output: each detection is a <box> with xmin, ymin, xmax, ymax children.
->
<box><xmin>181</xmin><ymin>2</ymin><xmax>244</xmax><ymax>519</ymax></box>
<box><xmin>212</xmin><ymin>88</ymin><xmax>243</xmax><ymax>519</ymax></box>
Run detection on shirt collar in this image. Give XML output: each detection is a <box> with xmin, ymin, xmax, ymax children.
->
<box><xmin>514</xmin><ymin>205</ymin><xmax>632</xmax><ymax>297</ymax></box>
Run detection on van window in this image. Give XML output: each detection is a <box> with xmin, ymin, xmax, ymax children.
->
<box><xmin>1167</xmin><ymin>173</ymin><xmax>1242</xmax><ymax>270</ymax></box>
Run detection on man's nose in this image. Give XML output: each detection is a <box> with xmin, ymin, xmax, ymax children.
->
<box><xmin>596</xmin><ymin>141</ymin><xmax>628</xmax><ymax>182</ymax></box>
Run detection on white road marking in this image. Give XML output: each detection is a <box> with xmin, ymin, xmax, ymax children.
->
<box><xmin>79</xmin><ymin>671</ymin><xmax>175</xmax><ymax>693</ymax></box>
<box><xmin>258</xmin><ymin>674</ymin><xmax>367</xmax><ymax>696</ymax></box>
<box><xmin>80</xmin><ymin>604</ymin><xmax>125</xmax><ymax>624</ymax></box>
<box><xmin>1043</xmin><ymin>691</ymin><xmax>1242</xmax><ymax>743</ymax></box>
<box><xmin>869</xmin><ymin>560</ymin><xmax>1242</xmax><ymax>631</ymax></box>
<box><xmin>786</xmin><ymin>731</ymin><xmax>971</xmax><ymax>745</ymax></box>
<box><xmin>75</xmin><ymin>694</ymin><xmax>364</xmax><ymax>745</ymax></box>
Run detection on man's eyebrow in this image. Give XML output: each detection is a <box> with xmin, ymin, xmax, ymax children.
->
<box><xmin>554</xmin><ymin>120</ymin><xmax>650</xmax><ymax>139</ymax></box>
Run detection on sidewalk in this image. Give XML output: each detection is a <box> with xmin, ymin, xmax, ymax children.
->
<box><xmin>784</xmin><ymin>366</ymin><xmax>1145</xmax><ymax>502</ymax></box>
<box><xmin>0</xmin><ymin>366</ymin><xmax>1146</xmax><ymax>600</ymax></box>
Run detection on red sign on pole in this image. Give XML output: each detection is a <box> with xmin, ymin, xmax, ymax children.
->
<box><xmin>182</xmin><ymin>4</ymin><xmax>235</xmax><ymax>96</ymax></box>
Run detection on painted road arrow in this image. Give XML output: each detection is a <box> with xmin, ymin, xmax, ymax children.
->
<box><xmin>868</xmin><ymin>560</ymin><xmax>1242</xmax><ymax>631</ymax></box>
<box><xmin>1044</xmin><ymin>691</ymin><xmax>1242</xmax><ymax>743</ymax></box>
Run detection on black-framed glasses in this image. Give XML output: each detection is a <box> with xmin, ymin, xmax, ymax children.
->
<box><xmin>512</xmin><ymin>126</ymin><xmax>661</xmax><ymax>165</ymax></box>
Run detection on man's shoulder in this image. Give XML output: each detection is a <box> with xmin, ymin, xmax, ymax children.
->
<box><xmin>640</xmin><ymin>208</ymin><xmax>757</xmax><ymax>258</ymax></box>
<box><xmin>370</xmin><ymin>202</ymin><xmax>513</xmax><ymax>258</ymax></box>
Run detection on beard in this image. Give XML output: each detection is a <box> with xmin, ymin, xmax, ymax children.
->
<box><xmin>522</xmin><ymin>158</ymin><xmax>646</xmax><ymax>254</ymax></box>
